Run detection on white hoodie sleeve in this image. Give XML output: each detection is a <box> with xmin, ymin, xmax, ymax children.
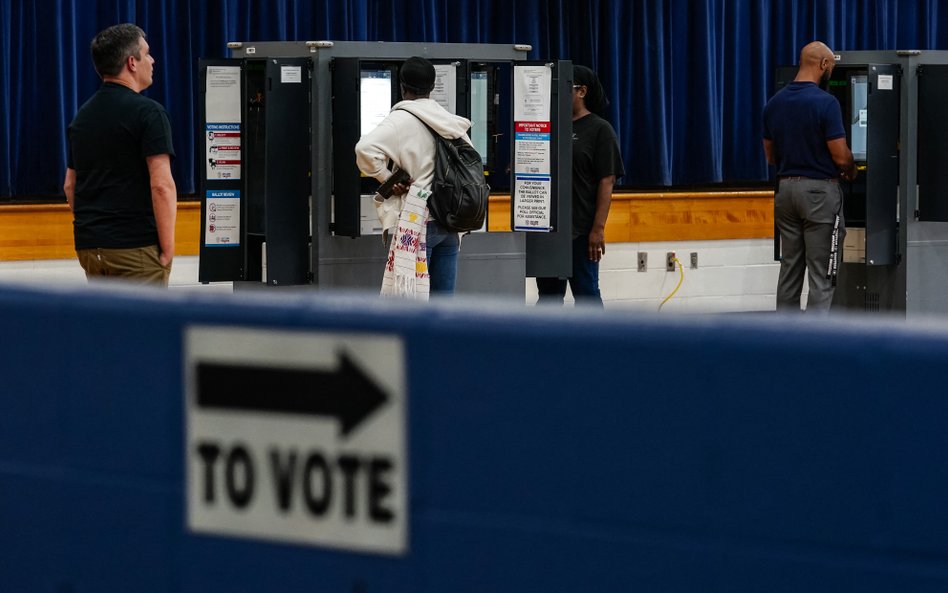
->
<box><xmin>354</xmin><ymin>118</ymin><xmax>399</xmax><ymax>183</ymax></box>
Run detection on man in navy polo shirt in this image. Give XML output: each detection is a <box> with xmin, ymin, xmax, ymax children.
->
<box><xmin>763</xmin><ymin>41</ymin><xmax>857</xmax><ymax>313</ymax></box>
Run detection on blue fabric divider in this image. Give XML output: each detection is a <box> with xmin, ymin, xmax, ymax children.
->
<box><xmin>2</xmin><ymin>283</ymin><xmax>948</xmax><ymax>592</ymax></box>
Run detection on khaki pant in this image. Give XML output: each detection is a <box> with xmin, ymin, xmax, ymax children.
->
<box><xmin>77</xmin><ymin>245</ymin><xmax>171</xmax><ymax>287</ymax></box>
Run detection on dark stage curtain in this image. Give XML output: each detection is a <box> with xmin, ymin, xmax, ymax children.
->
<box><xmin>3</xmin><ymin>0</ymin><xmax>948</xmax><ymax>199</ymax></box>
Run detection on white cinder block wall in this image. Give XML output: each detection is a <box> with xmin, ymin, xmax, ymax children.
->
<box><xmin>526</xmin><ymin>238</ymin><xmax>783</xmax><ymax>313</ymax></box>
<box><xmin>0</xmin><ymin>256</ymin><xmax>206</xmax><ymax>289</ymax></box>
<box><xmin>1</xmin><ymin>239</ymin><xmax>787</xmax><ymax>313</ymax></box>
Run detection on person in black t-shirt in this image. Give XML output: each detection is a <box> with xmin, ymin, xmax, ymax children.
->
<box><xmin>63</xmin><ymin>23</ymin><xmax>177</xmax><ymax>286</ymax></box>
<box><xmin>537</xmin><ymin>65</ymin><xmax>625</xmax><ymax>307</ymax></box>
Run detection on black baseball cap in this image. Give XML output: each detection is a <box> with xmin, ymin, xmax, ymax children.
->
<box><xmin>400</xmin><ymin>56</ymin><xmax>436</xmax><ymax>94</ymax></box>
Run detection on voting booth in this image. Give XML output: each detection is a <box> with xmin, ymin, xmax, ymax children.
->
<box><xmin>775</xmin><ymin>51</ymin><xmax>948</xmax><ymax>315</ymax></box>
<box><xmin>197</xmin><ymin>42</ymin><xmax>575</xmax><ymax>294</ymax></box>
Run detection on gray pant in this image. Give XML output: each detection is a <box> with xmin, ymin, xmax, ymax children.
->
<box><xmin>775</xmin><ymin>178</ymin><xmax>844</xmax><ymax>313</ymax></box>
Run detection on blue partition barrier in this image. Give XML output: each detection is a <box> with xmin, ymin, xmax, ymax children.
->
<box><xmin>3</xmin><ymin>283</ymin><xmax>948</xmax><ymax>592</ymax></box>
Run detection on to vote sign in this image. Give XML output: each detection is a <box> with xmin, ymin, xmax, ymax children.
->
<box><xmin>185</xmin><ymin>326</ymin><xmax>407</xmax><ymax>555</ymax></box>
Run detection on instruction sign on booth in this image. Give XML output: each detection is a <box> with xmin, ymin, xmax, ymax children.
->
<box><xmin>205</xmin><ymin>66</ymin><xmax>242</xmax><ymax>180</ymax></box>
<box><xmin>513</xmin><ymin>64</ymin><xmax>553</xmax><ymax>232</ymax></box>
<box><xmin>185</xmin><ymin>326</ymin><xmax>408</xmax><ymax>555</ymax></box>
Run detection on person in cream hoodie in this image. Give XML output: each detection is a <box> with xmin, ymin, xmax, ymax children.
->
<box><xmin>355</xmin><ymin>56</ymin><xmax>475</xmax><ymax>298</ymax></box>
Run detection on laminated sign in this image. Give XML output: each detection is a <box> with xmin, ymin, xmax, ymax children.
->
<box><xmin>185</xmin><ymin>326</ymin><xmax>408</xmax><ymax>555</ymax></box>
<box><xmin>513</xmin><ymin>65</ymin><xmax>553</xmax><ymax>231</ymax></box>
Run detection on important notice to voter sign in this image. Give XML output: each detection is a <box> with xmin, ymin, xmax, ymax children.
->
<box><xmin>185</xmin><ymin>326</ymin><xmax>407</xmax><ymax>555</ymax></box>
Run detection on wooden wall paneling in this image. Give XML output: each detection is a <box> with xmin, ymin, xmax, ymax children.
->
<box><xmin>0</xmin><ymin>201</ymin><xmax>202</xmax><ymax>261</ymax></box>
<box><xmin>1</xmin><ymin>193</ymin><xmax>772</xmax><ymax>261</ymax></box>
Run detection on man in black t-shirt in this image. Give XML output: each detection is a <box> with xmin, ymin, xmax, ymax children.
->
<box><xmin>63</xmin><ymin>23</ymin><xmax>177</xmax><ymax>286</ymax></box>
<box><xmin>537</xmin><ymin>65</ymin><xmax>625</xmax><ymax>307</ymax></box>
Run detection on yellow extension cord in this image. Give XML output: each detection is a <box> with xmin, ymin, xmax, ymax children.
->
<box><xmin>659</xmin><ymin>257</ymin><xmax>684</xmax><ymax>311</ymax></box>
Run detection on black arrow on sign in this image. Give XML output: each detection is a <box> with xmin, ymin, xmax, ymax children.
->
<box><xmin>195</xmin><ymin>351</ymin><xmax>389</xmax><ymax>438</ymax></box>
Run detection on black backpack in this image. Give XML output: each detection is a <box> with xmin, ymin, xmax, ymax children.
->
<box><xmin>399</xmin><ymin>109</ymin><xmax>489</xmax><ymax>232</ymax></box>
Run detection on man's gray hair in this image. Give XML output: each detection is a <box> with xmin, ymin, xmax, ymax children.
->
<box><xmin>91</xmin><ymin>23</ymin><xmax>146</xmax><ymax>78</ymax></box>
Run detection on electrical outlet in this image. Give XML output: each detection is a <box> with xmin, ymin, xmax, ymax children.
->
<box><xmin>637</xmin><ymin>252</ymin><xmax>647</xmax><ymax>272</ymax></box>
<box><xmin>666</xmin><ymin>252</ymin><xmax>676</xmax><ymax>272</ymax></box>
<box><xmin>690</xmin><ymin>252</ymin><xmax>698</xmax><ymax>269</ymax></box>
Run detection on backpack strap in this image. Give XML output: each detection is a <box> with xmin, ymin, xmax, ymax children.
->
<box><xmin>395</xmin><ymin>107</ymin><xmax>443</xmax><ymax>140</ymax></box>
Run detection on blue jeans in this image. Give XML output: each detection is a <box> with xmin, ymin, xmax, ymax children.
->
<box><xmin>536</xmin><ymin>234</ymin><xmax>603</xmax><ymax>307</ymax></box>
<box><xmin>426</xmin><ymin>220</ymin><xmax>459</xmax><ymax>295</ymax></box>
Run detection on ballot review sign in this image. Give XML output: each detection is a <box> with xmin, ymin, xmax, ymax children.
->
<box><xmin>185</xmin><ymin>326</ymin><xmax>407</xmax><ymax>555</ymax></box>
